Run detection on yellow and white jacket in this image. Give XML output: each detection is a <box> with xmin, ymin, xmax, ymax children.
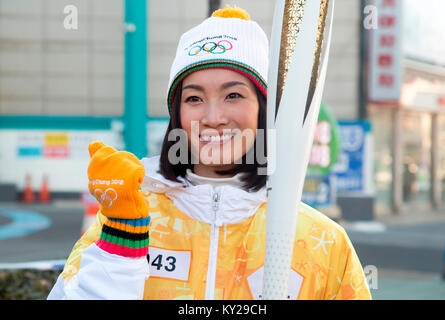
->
<box><xmin>48</xmin><ymin>156</ymin><xmax>371</xmax><ymax>300</ymax></box>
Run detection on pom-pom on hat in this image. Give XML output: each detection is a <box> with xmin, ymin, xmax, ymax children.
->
<box><xmin>211</xmin><ymin>5</ymin><xmax>251</xmax><ymax>20</ymax></box>
<box><xmin>166</xmin><ymin>5</ymin><xmax>269</xmax><ymax>115</ymax></box>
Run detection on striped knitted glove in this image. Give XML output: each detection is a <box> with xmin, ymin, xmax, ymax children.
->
<box><xmin>96</xmin><ymin>217</ymin><xmax>150</xmax><ymax>258</ymax></box>
<box><xmin>87</xmin><ymin>141</ymin><xmax>150</xmax><ymax>258</ymax></box>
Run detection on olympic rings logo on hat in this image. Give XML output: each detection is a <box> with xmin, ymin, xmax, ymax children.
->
<box><xmin>90</xmin><ymin>188</ymin><xmax>118</xmax><ymax>207</ymax></box>
<box><xmin>188</xmin><ymin>40</ymin><xmax>233</xmax><ymax>57</ymax></box>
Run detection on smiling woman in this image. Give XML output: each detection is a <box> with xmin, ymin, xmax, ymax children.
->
<box><xmin>179</xmin><ymin>69</ymin><xmax>259</xmax><ymax>177</ymax></box>
<box><xmin>160</xmin><ymin>68</ymin><xmax>268</xmax><ymax>191</ymax></box>
<box><xmin>48</xmin><ymin>5</ymin><xmax>371</xmax><ymax>301</ymax></box>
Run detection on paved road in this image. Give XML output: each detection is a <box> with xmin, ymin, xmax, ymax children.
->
<box><xmin>370</xmin><ymin>270</ymin><xmax>445</xmax><ymax>300</ymax></box>
<box><xmin>0</xmin><ymin>201</ymin><xmax>84</xmax><ymax>263</ymax></box>
<box><xmin>1</xmin><ymin>201</ymin><xmax>445</xmax><ymax>299</ymax></box>
<box><xmin>345</xmin><ymin>220</ymin><xmax>445</xmax><ymax>274</ymax></box>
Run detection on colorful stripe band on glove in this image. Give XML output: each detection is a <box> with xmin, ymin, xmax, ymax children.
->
<box><xmin>96</xmin><ymin>217</ymin><xmax>151</xmax><ymax>258</ymax></box>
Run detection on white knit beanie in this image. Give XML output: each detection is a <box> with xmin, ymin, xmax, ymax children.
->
<box><xmin>167</xmin><ymin>6</ymin><xmax>269</xmax><ymax>114</ymax></box>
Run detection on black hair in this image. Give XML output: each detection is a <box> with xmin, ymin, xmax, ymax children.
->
<box><xmin>159</xmin><ymin>80</ymin><xmax>267</xmax><ymax>192</ymax></box>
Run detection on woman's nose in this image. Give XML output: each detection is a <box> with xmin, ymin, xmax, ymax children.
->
<box><xmin>201</xmin><ymin>101</ymin><xmax>229</xmax><ymax>127</ymax></box>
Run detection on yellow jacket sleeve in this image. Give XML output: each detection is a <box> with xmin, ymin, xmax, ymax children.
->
<box><xmin>293</xmin><ymin>204</ymin><xmax>371</xmax><ymax>300</ymax></box>
<box><xmin>332</xmin><ymin>232</ymin><xmax>372</xmax><ymax>300</ymax></box>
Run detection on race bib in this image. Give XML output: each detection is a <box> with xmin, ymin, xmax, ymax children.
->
<box><xmin>147</xmin><ymin>246</ymin><xmax>191</xmax><ymax>281</ymax></box>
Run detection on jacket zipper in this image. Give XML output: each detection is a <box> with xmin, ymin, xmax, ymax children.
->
<box><xmin>205</xmin><ymin>187</ymin><xmax>221</xmax><ymax>300</ymax></box>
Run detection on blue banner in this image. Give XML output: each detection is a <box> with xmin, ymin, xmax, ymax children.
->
<box><xmin>332</xmin><ymin>121</ymin><xmax>371</xmax><ymax>193</ymax></box>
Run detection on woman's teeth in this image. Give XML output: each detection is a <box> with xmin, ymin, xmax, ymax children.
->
<box><xmin>200</xmin><ymin>134</ymin><xmax>234</xmax><ymax>142</ymax></box>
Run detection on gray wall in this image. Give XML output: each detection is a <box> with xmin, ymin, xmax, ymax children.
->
<box><xmin>0</xmin><ymin>0</ymin><xmax>124</xmax><ymax>116</ymax></box>
<box><xmin>0</xmin><ymin>0</ymin><xmax>361</xmax><ymax>120</ymax></box>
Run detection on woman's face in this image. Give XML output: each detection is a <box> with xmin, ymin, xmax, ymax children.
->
<box><xmin>180</xmin><ymin>68</ymin><xmax>259</xmax><ymax>176</ymax></box>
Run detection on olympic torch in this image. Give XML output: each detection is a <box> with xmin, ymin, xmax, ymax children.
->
<box><xmin>263</xmin><ymin>0</ymin><xmax>335</xmax><ymax>299</ymax></box>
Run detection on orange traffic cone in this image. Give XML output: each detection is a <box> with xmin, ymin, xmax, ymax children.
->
<box><xmin>80</xmin><ymin>192</ymin><xmax>100</xmax><ymax>237</ymax></box>
<box><xmin>39</xmin><ymin>174</ymin><xmax>51</xmax><ymax>203</ymax></box>
<box><xmin>21</xmin><ymin>173</ymin><xmax>35</xmax><ymax>203</ymax></box>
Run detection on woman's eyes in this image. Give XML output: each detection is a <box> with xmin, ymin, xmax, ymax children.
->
<box><xmin>184</xmin><ymin>93</ymin><xmax>243</xmax><ymax>103</ymax></box>
<box><xmin>226</xmin><ymin>92</ymin><xmax>243</xmax><ymax>100</ymax></box>
<box><xmin>184</xmin><ymin>96</ymin><xmax>202</xmax><ymax>103</ymax></box>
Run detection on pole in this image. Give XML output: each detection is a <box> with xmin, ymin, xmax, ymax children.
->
<box><xmin>124</xmin><ymin>0</ymin><xmax>148</xmax><ymax>158</ymax></box>
<box><xmin>392</xmin><ymin>107</ymin><xmax>403</xmax><ymax>213</ymax></box>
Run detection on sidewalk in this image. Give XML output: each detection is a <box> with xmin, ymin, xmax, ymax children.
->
<box><xmin>338</xmin><ymin>206</ymin><xmax>445</xmax><ymax>299</ymax></box>
<box><xmin>340</xmin><ymin>206</ymin><xmax>445</xmax><ymax>274</ymax></box>
<box><xmin>370</xmin><ymin>269</ymin><xmax>445</xmax><ymax>300</ymax></box>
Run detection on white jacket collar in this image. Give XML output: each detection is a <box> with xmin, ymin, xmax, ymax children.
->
<box><xmin>185</xmin><ymin>168</ymin><xmax>246</xmax><ymax>189</ymax></box>
<box><xmin>140</xmin><ymin>156</ymin><xmax>267</xmax><ymax>226</ymax></box>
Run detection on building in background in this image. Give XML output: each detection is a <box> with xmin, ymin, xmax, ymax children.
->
<box><xmin>365</xmin><ymin>0</ymin><xmax>445</xmax><ymax>214</ymax></box>
<box><xmin>0</xmin><ymin>0</ymin><xmax>364</xmax><ymax>199</ymax></box>
<box><xmin>0</xmin><ymin>0</ymin><xmax>127</xmax><ymax>196</ymax></box>
<box><xmin>0</xmin><ymin>0</ymin><xmax>444</xmax><ymax>217</ymax></box>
